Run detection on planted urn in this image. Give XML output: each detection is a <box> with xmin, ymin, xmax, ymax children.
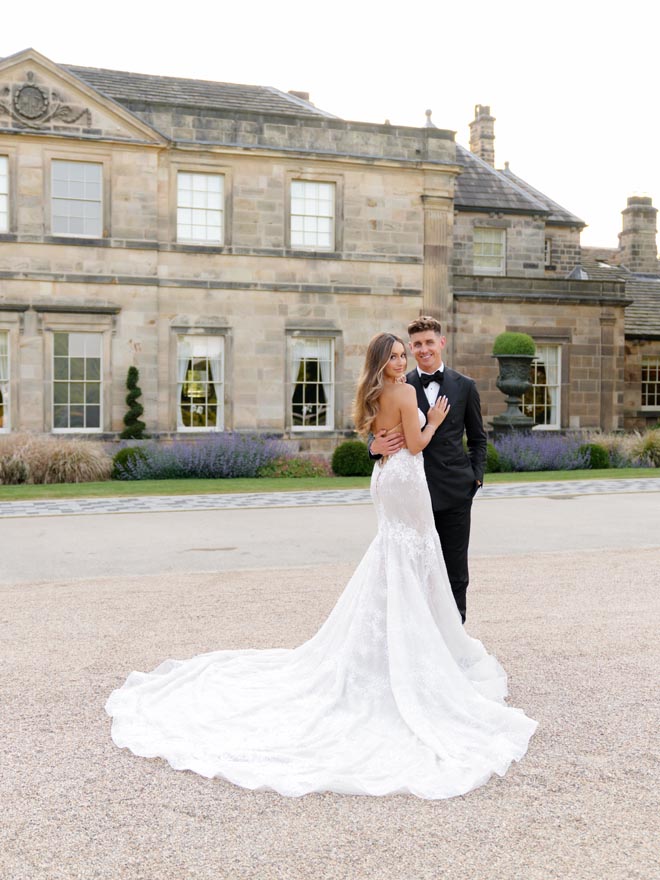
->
<box><xmin>491</xmin><ymin>332</ymin><xmax>536</xmax><ymax>432</ymax></box>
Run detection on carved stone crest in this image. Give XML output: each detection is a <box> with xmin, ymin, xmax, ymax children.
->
<box><xmin>0</xmin><ymin>71</ymin><xmax>92</xmax><ymax>129</ymax></box>
<box><xmin>14</xmin><ymin>81</ymin><xmax>49</xmax><ymax>119</ymax></box>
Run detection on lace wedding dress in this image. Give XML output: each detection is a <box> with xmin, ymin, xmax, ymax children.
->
<box><xmin>106</xmin><ymin>422</ymin><xmax>537</xmax><ymax>799</ymax></box>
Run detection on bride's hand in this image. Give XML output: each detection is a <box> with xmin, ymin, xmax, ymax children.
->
<box><xmin>427</xmin><ymin>395</ymin><xmax>450</xmax><ymax>428</ymax></box>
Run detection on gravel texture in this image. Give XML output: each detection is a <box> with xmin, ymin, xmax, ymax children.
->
<box><xmin>1</xmin><ymin>546</ymin><xmax>658</xmax><ymax>880</ymax></box>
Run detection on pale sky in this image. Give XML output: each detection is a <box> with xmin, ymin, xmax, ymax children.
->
<box><xmin>5</xmin><ymin>0</ymin><xmax>658</xmax><ymax>247</ymax></box>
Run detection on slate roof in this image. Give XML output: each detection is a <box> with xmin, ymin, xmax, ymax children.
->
<box><xmin>454</xmin><ymin>145</ymin><xmax>585</xmax><ymax>226</ymax></box>
<box><xmin>500</xmin><ymin>166</ymin><xmax>585</xmax><ymax>226</ymax></box>
<box><xmin>454</xmin><ymin>145</ymin><xmax>546</xmax><ymax>214</ymax></box>
<box><xmin>66</xmin><ymin>65</ymin><xmax>337</xmax><ymax>119</ymax></box>
<box><xmin>579</xmin><ymin>248</ymin><xmax>660</xmax><ymax>337</ymax></box>
<box><xmin>625</xmin><ymin>277</ymin><xmax>660</xmax><ymax>337</ymax></box>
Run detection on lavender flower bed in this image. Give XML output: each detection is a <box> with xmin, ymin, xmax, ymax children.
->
<box><xmin>113</xmin><ymin>433</ymin><xmax>289</xmax><ymax>480</ymax></box>
<box><xmin>493</xmin><ymin>432</ymin><xmax>591</xmax><ymax>472</ymax></box>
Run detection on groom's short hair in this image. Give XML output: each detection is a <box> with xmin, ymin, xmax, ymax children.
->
<box><xmin>408</xmin><ymin>315</ymin><xmax>442</xmax><ymax>336</ymax></box>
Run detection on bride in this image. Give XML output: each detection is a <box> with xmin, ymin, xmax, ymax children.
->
<box><xmin>106</xmin><ymin>332</ymin><xmax>537</xmax><ymax>799</ymax></box>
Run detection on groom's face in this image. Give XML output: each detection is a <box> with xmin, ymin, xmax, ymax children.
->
<box><xmin>408</xmin><ymin>330</ymin><xmax>446</xmax><ymax>372</ymax></box>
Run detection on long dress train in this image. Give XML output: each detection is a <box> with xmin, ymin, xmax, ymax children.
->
<box><xmin>106</xmin><ymin>439</ymin><xmax>537</xmax><ymax>799</ymax></box>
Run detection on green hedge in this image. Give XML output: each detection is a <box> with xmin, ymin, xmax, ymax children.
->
<box><xmin>331</xmin><ymin>440</ymin><xmax>374</xmax><ymax>476</ymax></box>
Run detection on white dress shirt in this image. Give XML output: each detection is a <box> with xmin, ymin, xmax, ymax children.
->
<box><xmin>417</xmin><ymin>364</ymin><xmax>445</xmax><ymax>406</ymax></box>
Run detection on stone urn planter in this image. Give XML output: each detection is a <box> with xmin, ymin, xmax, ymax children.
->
<box><xmin>490</xmin><ymin>332</ymin><xmax>536</xmax><ymax>433</ymax></box>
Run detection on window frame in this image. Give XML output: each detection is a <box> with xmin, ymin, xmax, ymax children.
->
<box><xmin>176</xmin><ymin>171</ymin><xmax>225</xmax><ymax>246</ymax></box>
<box><xmin>522</xmin><ymin>343</ymin><xmax>562</xmax><ymax>430</ymax></box>
<box><xmin>641</xmin><ymin>355</ymin><xmax>660</xmax><ymax>410</ymax></box>
<box><xmin>50</xmin><ymin>159</ymin><xmax>104</xmax><ymax>239</ymax></box>
<box><xmin>175</xmin><ymin>333</ymin><xmax>226</xmax><ymax>432</ymax></box>
<box><xmin>544</xmin><ymin>237</ymin><xmax>553</xmax><ymax>267</ymax></box>
<box><xmin>0</xmin><ymin>155</ymin><xmax>9</xmax><ymax>234</ymax></box>
<box><xmin>51</xmin><ymin>331</ymin><xmax>104</xmax><ymax>433</ymax></box>
<box><xmin>0</xmin><ymin>328</ymin><xmax>10</xmax><ymax>432</ymax></box>
<box><xmin>287</xmin><ymin>333</ymin><xmax>336</xmax><ymax>432</ymax></box>
<box><xmin>285</xmin><ymin>173</ymin><xmax>342</xmax><ymax>253</ymax></box>
<box><xmin>473</xmin><ymin>226</ymin><xmax>506</xmax><ymax>276</ymax></box>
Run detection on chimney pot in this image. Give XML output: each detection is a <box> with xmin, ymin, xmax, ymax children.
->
<box><xmin>469</xmin><ymin>104</ymin><xmax>496</xmax><ymax>167</ymax></box>
<box><xmin>619</xmin><ymin>195</ymin><xmax>658</xmax><ymax>273</ymax></box>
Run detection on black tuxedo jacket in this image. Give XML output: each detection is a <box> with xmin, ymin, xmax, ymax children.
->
<box><xmin>408</xmin><ymin>367</ymin><xmax>487</xmax><ymax>512</ymax></box>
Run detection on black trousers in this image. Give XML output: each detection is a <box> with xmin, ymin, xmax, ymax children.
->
<box><xmin>433</xmin><ymin>502</ymin><xmax>472</xmax><ymax>623</ymax></box>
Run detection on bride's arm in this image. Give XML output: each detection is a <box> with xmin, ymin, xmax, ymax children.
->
<box><xmin>397</xmin><ymin>385</ymin><xmax>449</xmax><ymax>455</ymax></box>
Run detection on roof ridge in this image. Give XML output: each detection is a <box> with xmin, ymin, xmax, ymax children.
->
<box><xmin>66</xmin><ymin>63</ymin><xmax>265</xmax><ymax>92</ymax></box>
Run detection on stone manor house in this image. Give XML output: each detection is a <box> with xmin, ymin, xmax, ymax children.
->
<box><xmin>0</xmin><ymin>48</ymin><xmax>658</xmax><ymax>450</ymax></box>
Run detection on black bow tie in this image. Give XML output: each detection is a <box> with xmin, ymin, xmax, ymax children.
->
<box><xmin>420</xmin><ymin>370</ymin><xmax>444</xmax><ymax>388</ymax></box>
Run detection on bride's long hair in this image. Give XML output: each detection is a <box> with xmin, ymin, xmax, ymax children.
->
<box><xmin>353</xmin><ymin>332</ymin><xmax>406</xmax><ymax>436</ymax></box>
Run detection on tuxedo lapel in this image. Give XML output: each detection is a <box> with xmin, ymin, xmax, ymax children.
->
<box><xmin>406</xmin><ymin>369</ymin><xmax>429</xmax><ymax>415</ymax></box>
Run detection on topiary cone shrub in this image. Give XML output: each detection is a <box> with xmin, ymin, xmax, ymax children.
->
<box><xmin>331</xmin><ymin>439</ymin><xmax>373</xmax><ymax>476</ymax></box>
<box><xmin>120</xmin><ymin>366</ymin><xmax>146</xmax><ymax>440</ymax></box>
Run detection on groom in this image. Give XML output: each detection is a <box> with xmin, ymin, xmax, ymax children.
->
<box><xmin>371</xmin><ymin>316</ymin><xmax>487</xmax><ymax>623</ymax></box>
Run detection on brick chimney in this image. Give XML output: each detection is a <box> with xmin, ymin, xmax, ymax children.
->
<box><xmin>619</xmin><ymin>196</ymin><xmax>658</xmax><ymax>273</ymax></box>
<box><xmin>469</xmin><ymin>104</ymin><xmax>495</xmax><ymax>167</ymax></box>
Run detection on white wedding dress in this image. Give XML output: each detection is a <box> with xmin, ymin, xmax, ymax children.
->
<box><xmin>106</xmin><ymin>418</ymin><xmax>537</xmax><ymax>799</ymax></box>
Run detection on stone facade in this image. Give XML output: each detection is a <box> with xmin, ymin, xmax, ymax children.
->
<box><xmin>0</xmin><ymin>49</ymin><xmax>462</xmax><ymax>449</ymax></box>
<box><xmin>0</xmin><ymin>48</ymin><xmax>649</xmax><ymax>448</ymax></box>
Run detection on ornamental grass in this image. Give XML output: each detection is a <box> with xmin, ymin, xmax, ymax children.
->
<box><xmin>0</xmin><ymin>434</ymin><xmax>113</xmax><ymax>484</ymax></box>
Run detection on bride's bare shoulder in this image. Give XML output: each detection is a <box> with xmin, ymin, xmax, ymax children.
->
<box><xmin>391</xmin><ymin>382</ymin><xmax>415</xmax><ymax>403</ymax></box>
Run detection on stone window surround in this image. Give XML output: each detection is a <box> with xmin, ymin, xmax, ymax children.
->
<box><xmin>39</xmin><ymin>309</ymin><xmax>116</xmax><ymax>433</ymax></box>
<box><xmin>285</xmin><ymin>325</ymin><xmax>343</xmax><ymax>435</ymax></box>
<box><xmin>0</xmin><ymin>316</ymin><xmax>20</xmax><ymax>432</ymax></box>
<box><xmin>168</xmin><ymin>159</ymin><xmax>233</xmax><ymax>247</ymax></box>
<box><xmin>472</xmin><ymin>221</ymin><xmax>507</xmax><ymax>276</ymax></box>
<box><xmin>0</xmin><ymin>145</ymin><xmax>18</xmax><ymax>235</ymax></box>
<box><xmin>43</xmin><ymin>147</ymin><xmax>112</xmax><ymax>240</ymax></box>
<box><xmin>169</xmin><ymin>323</ymin><xmax>232</xmax><ymax>432</ymax></box>
<box><xmin>284</xmin><ymin>171</ymin><xmax>344</xmax><ymax>254</ymax></box>
<box><xmin>509</xmin><ymin>325</ymin><xmax>572</xmax><ymax>429</ymax></box>
<box><xmin>641</xmin><ymin>355</ymin><xmax>660</xmax><ymax>411</ymax></box>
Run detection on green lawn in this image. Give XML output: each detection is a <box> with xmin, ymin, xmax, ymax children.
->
<box><xmin>0</xmin><ymin>468</ymin><xmax>657</xmax><ymax>502</ymax></box>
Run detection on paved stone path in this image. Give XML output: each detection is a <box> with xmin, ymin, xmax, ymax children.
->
<box><xmin>0</xmin><ymin>476</ymin><xmax>658</xmax><ymax>518</ymax></box>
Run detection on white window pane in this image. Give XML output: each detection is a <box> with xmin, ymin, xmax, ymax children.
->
<box><xmin>192</xmin><ymin>190</ymin><xmax>206</xmax><ymax>208</ymax></box>
<box><xmin>86</xmin><ymin>182</ymin><xmax>102</xmax><ymax>201</ymax></box>
<box><xmin>68</xmin><ymin>163</ymin><xmax>85</xmax><ymax>182</ymax></box>
<box><xmin>207</xmin><ymin>192</ymin><xmax>222</xmax><ymax>210</ymax></box>
<box><xmin>84</xmin><ymin>164</ymin><xmax>101</xmax><ymax>183</ymax></box>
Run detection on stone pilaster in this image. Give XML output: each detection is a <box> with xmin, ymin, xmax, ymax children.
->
<box><xmin>422</xmin><ymin>194</ymin><xmax>453</xmax><ymax>343</ymax></box>
<box><xmin>599</xmin><ymin>310</ymin><xmax>616</xmax><ymax>430</ymax></box>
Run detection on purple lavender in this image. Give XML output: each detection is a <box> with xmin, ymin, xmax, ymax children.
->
<box><xmin>493</xmin><ymin>432</ymin><xmax>591</xmax><ymax>472</ymax></box>
<box><xmin>114</xmin><ymin>433</ymin><xmax>289</xmax><ymax>480</ymax></box>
